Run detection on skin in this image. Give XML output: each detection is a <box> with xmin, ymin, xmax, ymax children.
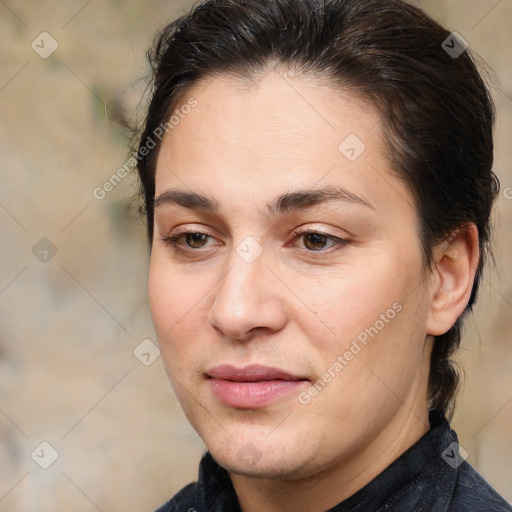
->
<box><xmin>148</xmin><ymin>69</ymin><xmax>479</xmax><ymax>512</ymax></box>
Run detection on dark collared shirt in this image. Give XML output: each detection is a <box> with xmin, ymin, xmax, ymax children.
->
<box><xmin>156</xmin><ymin>411</ymin><xmax>511</xmax><ymax>511</ymax></box>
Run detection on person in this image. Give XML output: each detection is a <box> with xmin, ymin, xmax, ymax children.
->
<box><xmin>134</xmin><ymin>0</ymin><xmax>511</xmax><ymax>510</ymax></box>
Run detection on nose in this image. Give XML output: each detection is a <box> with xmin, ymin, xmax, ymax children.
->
<box><xmin>208</xmin><ymin>247</ymin><xmax>288</xmax><ymax>341</ymax></box>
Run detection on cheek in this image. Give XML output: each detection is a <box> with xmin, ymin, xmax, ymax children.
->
<box><xmin>309</xmin><ymin>266</ymin><xmax>429</xmax><ymax>402</ymax></box>
<box><xmin>147</xmin><ymin>254</ymin><xmax>207</xmax><ymax>357</ymax></box>
<box><xmin>291</xmin><ymin>260</ymin><xmax>405</xmax><ymax>350</ymax></box>
<box><xmin>292</xmin><ymin>249</ymin><xmax>427</xmax><ymax>395</ymax></box>
<box><xmin>148</xmin><ymin>258</ymin><xmax>177</xmax><ymax>336</ymax></box>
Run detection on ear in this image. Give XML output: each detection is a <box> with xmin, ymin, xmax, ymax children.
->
<box><xmin>426</xmin><ymin>223</ymin><xmax>480</xmax><ymax>336</ymax></box>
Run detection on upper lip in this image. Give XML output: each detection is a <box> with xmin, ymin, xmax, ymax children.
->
<box><xmin>207</xmin><ymin>364</ymin><xmax>306</xmax><ymax>382</ymax></box>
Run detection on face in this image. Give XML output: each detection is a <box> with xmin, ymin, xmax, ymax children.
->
<box><xmin>148</xmin><ymin>69</ymin><xmax>433</xmax><ymax>481</ymax></box>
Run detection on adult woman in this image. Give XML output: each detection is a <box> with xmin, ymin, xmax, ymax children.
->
<box><xmin>135</xmin><ymin>0</ymin><xmax>511</xmax><ymax>510</ymax></box>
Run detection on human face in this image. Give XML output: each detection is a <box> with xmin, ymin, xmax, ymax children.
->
<box><xmin>148</xmin><ymin>69</ymin><xmax>433</xmax><ymax>482</ymax></box>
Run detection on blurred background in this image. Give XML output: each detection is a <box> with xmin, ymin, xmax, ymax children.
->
<box><xmin>0</xmin><ymin>0</ymin><xmax>511</xmax><ymax>510</ymax></box>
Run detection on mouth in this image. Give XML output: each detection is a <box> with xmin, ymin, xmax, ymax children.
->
<box><xmin>206</xmin><ymin>364</ymin><xmax>309</xmax><ymax>408</ymax></box>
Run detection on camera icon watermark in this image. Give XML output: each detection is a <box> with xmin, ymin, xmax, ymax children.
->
<box><xmin>237</xmin><ymin>442</ymin><xmax>263</xmax><ymax>467</ymax></box>
<box><xmin>32</xmin><ymin>237</ymin><xmax>58</xmax><ymax>263</ymax></box>
<box><xmin>133</xmin><ymin>338</ymin><xmax>161</xmax><ymax>366</ymax></box>
<box><xmin>442</xmin><ymin>32</ymin><xmax>468</xmax><ymax>59</ymax></box>
<box><xmin>31</xmin><ymin>32</ymin><xmax>59</xmax><ymax>59</ymax></box>
<box><xmin>338</xmin><ymin>134</ymin><xmax>366</xmax><ymax>162</ymax></box>
<box><xmin>31</xmin><ymin>441</ymin><xmax>59</xmax><ymax>469</ymax></box>
<box><xmin>504</xmin><ymin>187</ymin><xmax>512</xmax><ymax>200</ymax></box>
<box><xmin>236</xmin><ymin>236</ymin><xmax>263</xmax><ymax>264</ymax></box>
<box><xmin>441</xmin><ymin>441</ymin><xmax>468</xmax><ymax>469</ymax></box>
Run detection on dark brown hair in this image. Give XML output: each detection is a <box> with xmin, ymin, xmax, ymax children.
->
<box><xmin>136</xmin><ymin>0</ymin><xmax>499</xmax><ymax>416</ymax></box>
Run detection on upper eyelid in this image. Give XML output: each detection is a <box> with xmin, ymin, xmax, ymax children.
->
<box><xmin>168</xmin><ymin>222</ymin><xmax>346</xmax><ymax>236</ymax></box>
<box><xmin>167</xmin><ymin>227</ymin><xmax>343</xmax><ymax>239</ymax></box>
<box><xmin>291</xmin><ymin>227</ymin><xmax>345</xmax><ymax>238</ymax></box>
<box><xmin>288</xmin><ymin>231</ymin><xmax>348</xmax><ymax>250</ymax></box>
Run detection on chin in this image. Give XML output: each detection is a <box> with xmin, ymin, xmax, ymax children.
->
<box><xmin>214</xmin><ymin>448</ymin><xmax>309</xmax><ymax>479</ymax></box>
<box><xmin>203</xmin><ymin>425</ymin><xmax>323</xmax><ymax>480</ymax></box>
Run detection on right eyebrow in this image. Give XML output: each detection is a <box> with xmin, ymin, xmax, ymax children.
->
<box><xmin>154</xmin><ymin>190</ymin><xmax>219</xmax><ymax>213</ymax></box>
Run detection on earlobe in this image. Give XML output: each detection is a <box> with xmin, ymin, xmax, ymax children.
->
<box><xmin>426</xmin><ymin>224</ymin><xmax>480</xmax><ymax>336</ymax></box>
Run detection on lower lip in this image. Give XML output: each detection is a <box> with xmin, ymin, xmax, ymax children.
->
<box><xmin>209</xmin><ymin>378</ymin><xmax>307</xmax><ymax>408</ymax></box>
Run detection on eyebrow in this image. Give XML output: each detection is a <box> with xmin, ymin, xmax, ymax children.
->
<box><xmin>153</xmin><ymin>185</ymin><xmax>375</xmax><ymax>216</ymax></box>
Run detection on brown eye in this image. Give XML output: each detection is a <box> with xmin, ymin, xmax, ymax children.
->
<box><xmin>184</xmin><ymin>233</ymin><xmax>209</xmax><ymax>248</ymax></box>
<box><xmin>162</xmin><ymin>231</ymin><xmax>216</xmax><ymax>251</ymax></box>
<box><xmin>290</xmin><ymin>231</ymin><xmax>349</xmax><ymax>252</ymax></box>
<box><xmin>303</xmin><ymin>233</ymin><xmax>330</xmax><ymax>251</ymax></box>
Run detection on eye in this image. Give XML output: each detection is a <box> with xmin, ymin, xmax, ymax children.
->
<box><xmin>291</xmin><ymin>231</ymin><xmax>348</xmax><ymax>252</ymax></box>
<box><xmin>162</xmin><ymin>231</ymin><xmax>217</xmax><ymax>250</ymax></box>
<box><xmin>162</xmin><ymin>229</ymin><xmax>348</xmax><ymax>254</ymax></box>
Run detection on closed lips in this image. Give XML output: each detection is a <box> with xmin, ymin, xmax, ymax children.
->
<box><xmin>206</xmin><ymin>364</ymin><xmax>306</xmax><ymax>382</ymax></box>
<box><xmin>206</xmin><ymin>364</ymin><xmax>309</xmax><ymax>408</ymax></box>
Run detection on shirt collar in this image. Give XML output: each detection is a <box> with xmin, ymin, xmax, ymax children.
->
<box><xmin>329</xmin><ymin>410</ymin><xmax>457</xmax><ymax>511</ymax></box>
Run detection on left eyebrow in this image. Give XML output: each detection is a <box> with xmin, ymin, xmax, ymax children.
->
<box><xmin>153</xmin><ymin>185</ymin><xmax>375</xmax><ymax>216</ymax></box>
<box><xmin>263</xmin><ymin>186</ymin><xmax>376</xmax><ymax>218</ymax></box>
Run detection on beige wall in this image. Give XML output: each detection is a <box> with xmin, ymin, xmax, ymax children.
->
<box><xmin>0</xmin><ymin>1</ymin><xmax>511</xmax><ymax>510</ymax></box>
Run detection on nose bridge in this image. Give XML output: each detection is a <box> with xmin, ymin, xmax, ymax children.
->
<box><xmin>216</xmin><ymin>247</ymin><xmax>267</xmax><ymax>316</ymax></box>
<box><xmin>209</xmin><ymin>241</ymin><xmax>285</xmax><ymax>339</ymax></box>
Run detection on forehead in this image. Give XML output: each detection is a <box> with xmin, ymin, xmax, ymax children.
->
<box><xmin>163</xmin><ymin>70</ymin><xmax>379</xmax><ymax>156</ymax></box>
<box><xmin>154</xmin><ymin>70</ymin><xmax>414</xmax><ymax>220</ymax></box>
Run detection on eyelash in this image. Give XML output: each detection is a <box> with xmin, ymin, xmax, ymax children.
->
<box><xmin>162</xmin><ymin>231</ymin><xmax>217</xmax><ymax>252</ymax></box>
<box><xmin>161</xmin><ymin>229</ymin><xmax>349</xmax><ymax>254</ymax></box>
<box><xmin>289</xmin><ymin>229</ymin><xmax>349</xmax><ymax>252</ymax></box>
